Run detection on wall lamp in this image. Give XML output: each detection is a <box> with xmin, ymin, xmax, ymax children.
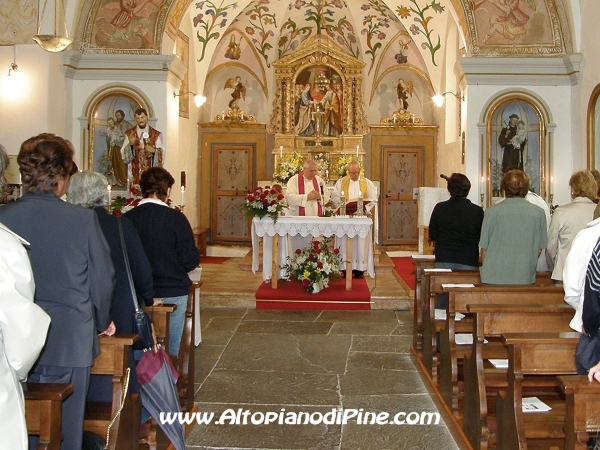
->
<box><xmin>174</xmin><ymin>91</ymin><xmax>207</xmax><ymax>107</ymax></box>
<box><xmin>432</xmin><ymin>91</ymin><xmax>464</xmax><ymax>107</ymax></box>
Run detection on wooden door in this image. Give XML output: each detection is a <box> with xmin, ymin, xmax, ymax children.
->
<box><xmin>382</xmin><ymin>147</ymin><xmax>421</xmax><ymax>245</ymax></box>
<box><xmin>211</xmin><ymin>144</ymin><xmax>253</xmax><ymax>243</ymax></box>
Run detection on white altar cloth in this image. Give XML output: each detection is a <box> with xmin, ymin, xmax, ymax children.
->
<box><xmin>251</xmin><ymin>216</ymin><xmax>375</xmax><ymax>284</ymax></box>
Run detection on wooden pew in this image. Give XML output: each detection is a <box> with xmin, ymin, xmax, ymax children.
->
<box><xmin>84</xmin><ymin>334</ymin><xmax>139</xmax><ymax>450</ymax></box>
<box><xmin>421</xmin><ymin>269</ymin><xmax>480</xmax><ymax>380</ymax></box>
<box><xmin>439</xmin><ymin>285</ymin><xmax>565</xmax><ymax>414</ymax></box>
<box><xmin>557</xmin><ymin>375</ymin><xmax>600</xmax><ymax>450</ymax></box>
<box><xmin>24</xmin><ymin>383</ymin><xmax>73</xmax><ymax>450</ymax></box>
<box><xmin>462</xmin><ymin>304</ymin><xmax>574</xmax><ymax>450</ymax></box>
<box><xmin>411</xmin><ymin>254</ymin><xmax>435</xmax><ymax>353</ymax></box>
<box><xmin>496</xmin><ymin>332</ymin><xmax>580</xmax><ymax>450</ymax></box>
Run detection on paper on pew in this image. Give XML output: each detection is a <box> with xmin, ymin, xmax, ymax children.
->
<box><xmin>435</xmin><ymin>309</ymin><xmax>465</xmax><ymax>321</ymax></box>
<box><xmin>522</xmin><ymin>397</ymin><xmax>552</xmax><ymax>412</ymax></box>
<box><xmin>488</xmin><ymin>359</ymin><xmax>509</xmax><ymax>369</ymax></box>
<box><xmin>455</xmin><ymin>334</ymin><xmax>487</xmax><ymax>345</ymax></box>
<box><xmin>441</xmin><ymin>283</ymin><xmax>476</xmax><ymax>288</ymax></box>
<box><xmin>424</xmin><ymin>268</ymin><xmax>452</xmax><ymax>273</ymax></box>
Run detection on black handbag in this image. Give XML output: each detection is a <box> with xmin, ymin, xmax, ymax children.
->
<box><xmin>117</xmin><ymin>218</ymin><xmax>155</xmax><ymax>349</ymax></box>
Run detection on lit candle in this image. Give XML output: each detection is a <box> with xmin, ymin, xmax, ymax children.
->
<box><xmin>107</xmin><ymin>184</ymin><xmax>112</xmax><ymax>205</ymax></box>
<box><xmin>359</xmin><ymin>190</ymin><xmax>362</xmax><ymax>198</ymax></box>
<box><xmin>356</xmin><ymin>145</ymin><xmax>359</xmax><ymax>157</ymax></box>
<box><xmin>550</xmin><ymin>176</ymin><xmax>554</xmax><ymax>195</ymax></box>
<box><xmin>341</xmin><ymin>190</ymin><xmax>345</xmax><ymax>197</ymax></box>
<box><xmin>181</xmin><ymin>186</ymin><xmax>185</xmax><ymax>206</ymax></box>
<box><xmin>280</xmin><ymin>145</ymin><xmax>283</xmax><ymax>158</ymax></box>
<box><xmin>181</xmin><ymin>171</ymin><xmax>186</xmax><ymax>189</ymax></box>
<box><xmin>325</xmin><ymin>169</ymin><xmax>329</xmax><ymax>180</ymax></box>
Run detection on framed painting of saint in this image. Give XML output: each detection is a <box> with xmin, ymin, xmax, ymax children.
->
<box><xmin>488</xmin><ymin>99</ymin><xmax>543</xmax><ymax>198</ymax></box>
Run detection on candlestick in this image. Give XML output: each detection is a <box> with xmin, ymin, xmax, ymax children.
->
<box><xmin>357</xmin><ymin>190</ymin><xmax>364</xmax><ymax>216</ymax></box>
<box><xmin>107</xmin><ymin>185</ymin><xmax>112</xmax><ymax>209</ymax></box>
<box><xmin>279</xmin><ymin>145</ymin><xmax>283</xmax><ymax>158</ymax></box>
<box><xmin>180</xmin><ymin>186</ymin><xmax>185</xmax><ymax>206</ymax></box>
<box><xmin>356</xmin><ymin>145</ymin><xmax>359</xmax><ymax>158</ymax></box>
<box><xmin>181</xmin><ymin>171</ymin><xmax>186</xmax><ymax>189</ymax></box>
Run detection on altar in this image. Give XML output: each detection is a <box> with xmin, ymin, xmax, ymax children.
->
<box><xmin>251</xmin><ymin>216</ymin><xmax>375</xmax><ymax>290</ymax></box>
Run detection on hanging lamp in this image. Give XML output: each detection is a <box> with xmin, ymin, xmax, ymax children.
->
<box><xmin>33</xmin><ymin>0</ymin><xmax>73</xmax><ymax>53</ymax></box>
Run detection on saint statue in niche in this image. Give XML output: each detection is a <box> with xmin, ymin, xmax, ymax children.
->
<box><xmin>224</xmin><ymin>76</ymin><xmax>247</xmax><ymax>109</ymax></box>
<box><xmin>394</xmin><ymin>79</ymin><xmax>413</xmax><ymax>111</ymax></box>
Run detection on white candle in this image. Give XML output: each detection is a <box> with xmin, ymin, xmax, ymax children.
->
<box><xmin>356</xmin><ymin>145</ymin><xmax>359</xmax><ymax>157</ymax></box>
<box><xmin>181</xmin><ymin>186</ymin><xmax>185</xmax><ymax>206</ymax></box>
<box><xmin>341</xmin><ymin>190</ymin><xmax>345</xmax><ymax>197</ymax></box>
<box><xmin>107</xmin><ymin>184</ymin><xmax>112</xmax><ymax>205</ymax></box>
<box><xmin>279</xmin><ymin>145</ymin><xmax>283</xmax><ymax>158</ymax></box>
<box><xmin>359</xmin><ymin>190</ymin><xmax>362</xmax><ymax>198</ymax></box>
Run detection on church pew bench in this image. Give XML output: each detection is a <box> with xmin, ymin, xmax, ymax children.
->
<box><xmin>439</xmin><ymin>284</ymin><xmax>565</xmax><ymax>415</ymax></box>
<box><xmin>462</xmin><ymin>304</ymin><xmax>574</xmax><ymax>450</ymax></box>
<box><xmin>24</xmin><ymin>382</ymin><xmax>73</xmax><ymax>450</ymax></box>
<box><xmin>423</xmin><ymin>271</ymin><xmax>554</xmax><ymax>382</ymax></box>
<box><xmin>496</xmin><ymin>332</ymin><xmax>580</xmax><ymax>450</ymax></box>
<box><xmin>192</xmin><ymin>227</ymin><xmax>209</xmax><ymax>256</ymax></box>
<box><xmin>557</xmin><ymin>375</ymin><xmax>600</xmax><ymax>450</ymax></box>
<box><xmin>421</xmin><ymin>269</ymin><xmax>481</xmax><ymax>381</ymax></box>
<box><xmin>84</xmin><ymin>334</ymin><xmax>140</xmax><ymax>450</ymax></box>
<box><xmin>410</xmin><ymin>254</ymin><xmax>435</xmax><ymax>353</ymax></box>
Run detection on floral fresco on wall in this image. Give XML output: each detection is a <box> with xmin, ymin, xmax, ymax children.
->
<box><xmin>397</xmin><ymin>0</ymin><xmax>445</xmax><ymax>66</ymax></box>
<box><xmin>194</xmin><ymin>0</ymin><xmax>239</xmax><ymax>61</ymax></box>
<box><xmin>361</xmin><ymin>0</ymin><xmax>401</xmax><ymax>74</ymax></box>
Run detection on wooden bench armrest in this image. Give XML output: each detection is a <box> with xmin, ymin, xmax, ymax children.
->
<box><xmin>148</xmin><ymin>305</ymin><xmax>177</xmax><ymax>313</ymax></box>
<box><xmin>443</xmin><ymin>285</ymin><xmax>563</xmax><ymax>293</ymax></box>
<box><xmin>467</xmin><ymin>304</ymin><xmax>573</xmax><ymax>313</ymax></box>
<box><xmin>559</xmin><ymin>375</ymin><xmax>600</xmax><ymax>394</ymax></box>
<box><xmin>23</xmin><ymin>383</ymin><xmax>73</xmax><ymax>401</ymax></box>
<box><xmin>97</xmin><ymin>333</ymin><xmax>137</xmax><ymax>346</ymax></box>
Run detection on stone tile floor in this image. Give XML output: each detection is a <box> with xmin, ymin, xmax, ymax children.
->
<box><xmin>187</xmin><ymin>308</ymin><xmax>462</xmax><ymax>449</ymax></box>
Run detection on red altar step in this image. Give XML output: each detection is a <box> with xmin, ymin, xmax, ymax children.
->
<box><xmin>255</xmin><ymin>278</ymin><xmax>371</xmax><ymax>310</ymax></box>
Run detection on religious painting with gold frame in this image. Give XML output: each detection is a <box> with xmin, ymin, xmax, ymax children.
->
<box><xmin>587</xmin><ymin>83</ymin><xmax>600</xmax><ymax>170</ymax></box>
<box><xmin>488</xmin><ymin>99</ymin><xmax>543</xmax><ymax>198</ymax></box>
<box><xmin>89</xmin><ymin>93</ymin><xmax>143</xmax><ymax>189</ymax></box>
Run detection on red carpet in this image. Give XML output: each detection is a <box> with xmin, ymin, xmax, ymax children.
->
<box><xmin>201</xmin><ymin>256</ymin><xmax>230</xmax><ymax>264</ymax></box>
<box><xmin>256</xmin><ymin>278</ymin><xmax>371</xmax><ymax>310</ymax></box>
<box><xmin>391</xmin><ymin>257</ymin><xmax>416</xmax><ymax>290</ymax></box>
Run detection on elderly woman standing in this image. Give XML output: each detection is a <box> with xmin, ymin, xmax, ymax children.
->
<box><xmin>67</xmin><ymin>171</ymin><xmax>154</xmax><ymax>400</ymax></box>
<box><xmin>546</xmin><ymin>170</ymin><xmax>597</xmax><ymax>282</ymax></box>
<box><xmin>124</xmin><ymin>167</ymin><xmax>199</xmax><ymax>357</ymax></box>
<box><xmin>0</xmin><ymin>135</ymin><xmax>114</xmax><ymax>450</ymax></box>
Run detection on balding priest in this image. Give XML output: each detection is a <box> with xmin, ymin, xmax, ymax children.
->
<box><xmin>285</xmin><ymin>159</ymin><xmax>331</xmax><ymax>251</ymax></box>
<box><xmin>332</xmin><ymin>160</ymin><xmax>377</xmax><ymax>278</ymax></box>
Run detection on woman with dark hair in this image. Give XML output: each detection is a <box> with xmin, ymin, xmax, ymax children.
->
<box><xmin>124</xmin><ymin>167</ymin><xmax>199</xmax><ymax>357</ymax></box>
<box><xmin>429</xmin><ymin>173</ymin><xmax>484</xmax><ymax>271</ymax></box>
<box><xmin>479</xmin><ymin>168</ymin><xmax>547</xmax><ymax>284</ymax></box>
<box><xmin>67</xmin><ymin>170</ymin><xmax>154</xmax><ymax>395</ymax></box>
<box><xmin>0</xmin><ymin>134</ymin><xmax>115</xmax><ymax>450</ymax></box>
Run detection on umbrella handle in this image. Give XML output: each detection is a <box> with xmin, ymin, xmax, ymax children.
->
<box><xmin>105</xmin><ymin>367</ymin><xmax>131</xmax><ymax>446</ymax></box>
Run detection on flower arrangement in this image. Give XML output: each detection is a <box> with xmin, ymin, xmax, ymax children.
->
<box><xmin>241</xmin><ymin>186</ymin><xmax>287</xmax><ymax>222</ymax></box>
<box><xmin>334</xmin><ymin>154</ymin><xmax>357</xmax><ymax>178</ymax></box>
<box><xmin>312</xmin><ymin>152</ymin><xmax>329</xmax><ymax>178</ymax></box>
<box><xmin>284</xmin><ymin>237</ymin><xmax>342</xmax><ymax>294</ymax></box>
<box><xmin>273</xmin><ymin>152</ymin><xmax>303</xmax><ymax>184</ymax></box>
<box><xmin>110</xmin><ymin>195</ymin><xmax>181</xmax><ymax>216</ymax></box>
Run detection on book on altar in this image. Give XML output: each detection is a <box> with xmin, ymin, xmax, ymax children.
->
<box><xmin>435</xmin><ymin>309</ymin><xmax>465</xmax><ymax>321</ymax></box>
<box><xmin>441</xmin><ymin>283</ymin><xmax>476</xmax><ymax>288</ymax></box>
<box><xmin>336</xmin><ymin>200</ymin><xmax>372</xmax><ymax>216</ymax></box>
<box><xmin>488</xmin><ymin>359</ymin><xmax>509</xmax><ymax>368</ymax></box>
<box><xmin>522</xmin><ymin>397</ymin><xmax>552</xmax><ymax>412</ymax></box>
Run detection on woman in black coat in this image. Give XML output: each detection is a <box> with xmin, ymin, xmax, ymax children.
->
<box><xmin>67</xmin><ymin>170</ymin><xmax>154</xmax><ymax>397</ymax></box>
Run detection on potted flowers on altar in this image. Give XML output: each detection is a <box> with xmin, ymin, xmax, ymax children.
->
<box><xmin>273</xmin><ymin>152</ymin><xmax>303</xmax><ymax>184</ymax></box>
<box><xmin>241</xmin><ymin>185</ymin><xmax>287</xmax><ymax>222</ymax></box>
<box><xmin>334</xmin><ymin>154</ymin><xmax>356</xmax><ymax>178</ymax></box>
<box><xmin>284</xmin><ymin>237</ymin><xmax>342</xmax><ymax>294</ymax></box>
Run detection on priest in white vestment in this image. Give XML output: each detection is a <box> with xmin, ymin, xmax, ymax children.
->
<box><xmin>331</xmin><ymin>161</ymin><xmax>377</xmax><ymax>278</ymax></box>
<box><xmin>285</xmin><ymin>159</ymin><xmax>330</xmax><ymax>252</ymax></box>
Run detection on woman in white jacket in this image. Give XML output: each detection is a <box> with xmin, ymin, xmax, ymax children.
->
<box><xmin>0</xmin><ymin>145</ymin><xmax>50</xmax><ymax>449</ymax></box>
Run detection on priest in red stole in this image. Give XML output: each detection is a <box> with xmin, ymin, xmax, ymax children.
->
<box><xmin>285</xmin><ymin>159</ymin><xmax>331</xmax><ymax>251</ymax></box>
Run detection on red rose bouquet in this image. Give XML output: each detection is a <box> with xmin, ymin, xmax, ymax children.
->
<box><xmin>110</xmin><ymin>196</ymin><xmax>181</xmax><ymax>216</ymax></box>
<box><xmin>241</xmin><ymin>185</ymin><xmax>287</xmax><ymax>223</ymax></box>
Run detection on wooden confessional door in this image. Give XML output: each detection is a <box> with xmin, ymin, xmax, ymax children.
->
<box><xmin>370</xmin><ymin>128</ymin><xmax>437</xmax><ymax>246</ymax></box>
<box><xmin>382</xmin><ymin>147</ymin><xmax>421</xmax><ymax>245</ymax></box>
<box><xmin>211</xmin><ymin>144</ymin><xmax>254</xmax><ymax>243</ymax></box>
